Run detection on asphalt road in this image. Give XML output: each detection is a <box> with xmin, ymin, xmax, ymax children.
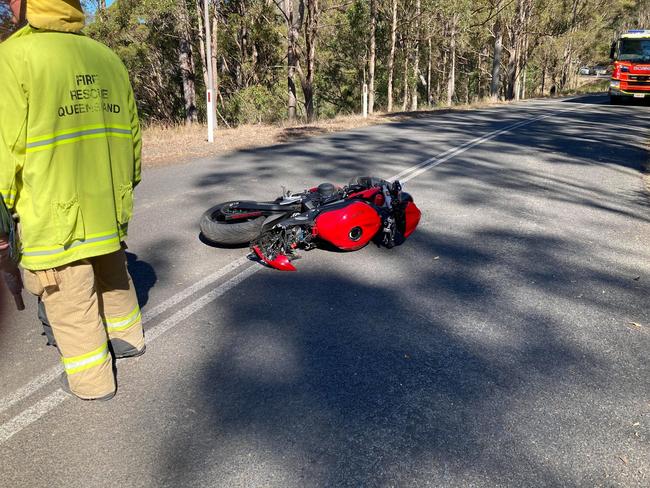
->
<box><xmin>0</xmin><ymin>94</ymin><xmax>648</xmax><ymax>487</ymax></box>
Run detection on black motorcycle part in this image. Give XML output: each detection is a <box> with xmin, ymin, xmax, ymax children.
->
<box><xmin>233</xmin><ymin>201</ymin><xmax>302</xmax><ymax>212</ymax></box>
<box><xmin>348</xmin><ymin>176</ymin><xmax>391</xmax><ymax>190</ymax></box>
<box><xmin>200</xmin><ymin>201</ymin><xmax>266</xmax><ymax>245</ymax></box>
<box><xmin>317</xmin><ymin>182</ymin><xmax>336</xmax><ymax>197</ymax></box>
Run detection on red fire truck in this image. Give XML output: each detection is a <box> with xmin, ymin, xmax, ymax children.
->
<box><xmin>609</xmin><ymin>30</ymin><xmax>650</xmax><ymax>104</ymax></box>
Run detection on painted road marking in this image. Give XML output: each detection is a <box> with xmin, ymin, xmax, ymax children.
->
<box><xmin>0</xmin><ymin>103</ymin><xmax>581</xmax><ymax>444</ymax></box>
<box><xmin>0</xmin><ymin>257</ymin><xmax>251</xmax><ymax>416</ymax></box>
<box><xmin>0</xmin><ymin>265</ymin><xmax>260</xmax><ymax>444</ymax></box>
<box><xmin>393</xmin><ymin>110</ymin><xmax>573</xmax><ymax>184</ymax></box>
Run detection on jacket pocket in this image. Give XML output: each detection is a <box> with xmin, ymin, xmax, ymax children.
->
<box><xmin>52</xmin><ymin>198</ymin><xmax>85</xmax><ymax>246</ymax></box>
<box><xmin>117</xmin><ymin>183</ymin><xmax>134</xmax><ymax>225</ymax></box>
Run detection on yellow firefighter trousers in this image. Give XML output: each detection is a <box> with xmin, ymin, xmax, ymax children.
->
<box><xmin>23</xmin><ymin>248</ymin><xmax>145</xmax><ymax>399</ymax></box>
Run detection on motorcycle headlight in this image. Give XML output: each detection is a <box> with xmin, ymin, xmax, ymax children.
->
<box><xmin>610</xmin><ymin>80</ymin><xmax>621</xmax><ymax>88</ymax></box>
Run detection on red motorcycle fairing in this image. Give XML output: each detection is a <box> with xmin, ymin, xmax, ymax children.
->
<box><xmin>348</xmin><ymin>187</ymin><xmax>385</xmax><ymax>207</ymax></box>
<box><xmin>314</xmin><ymin>200</ymin><xmax>382</xmax><ymax>250</ymax></box>
<box><xmin>252</xmin><ymin>245</ymin><xmax>297</xmax><ymax>271</ymax></box>
<box><xmin>403</xmin><ymin>201</ymin><xmax>421</xmax><ymax>238</ymax></box>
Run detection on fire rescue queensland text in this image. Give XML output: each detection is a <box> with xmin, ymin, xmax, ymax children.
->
<box><xmin>58</xmin><ymin>73</ymin><xmax>121</xmax><ymax>117</ymax></box>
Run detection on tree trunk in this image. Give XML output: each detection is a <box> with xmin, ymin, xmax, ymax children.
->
<box><xmin>411</xmin><ymin>53</ymin><xmax>419</xmax><ymax>111</ymax></box>
<box><xmin>410</xmin><ymin>0</ymin><xmax>421</xmax><ymax>111</ymax></box>
<box><xmin>439</xmin><ymin>46</ymin><xmax>447</xmax><ymax>105</ymax></box>
<box><xmin>402</xmin><ymin>41</ymin><xmax>410</xmax><ymax>111</ymax></box>
<box><xmin>560</xmin><ymin>42</ymin><xmax>572</xmax><ymax>91</ymax></box>
<box><xmin>519</xmin><ymin>27</ymin><xmax>530</xmax><ymax>100</ymax></box>
<box><xmin>505</xmin><ymin>6</ymin><xmax>520</xmax><ymax>100</ymax></box>
<box><xmin>238</xmin><ymin>21</ymin><xmax>248</xmax><ymax>87</ymax></box>
<box><xmin>95</xmin><ymin>0</ymin><xmax>107</xmax><ymax>20</ymax></box>
<box><xmin>507</xmin><ymin>0</ymin><xmax>532</xmax><ymax>100</ymax></box>
<box><xmin>178</xmin><ymin>0</ymin><xmax>198</xmax><ymax>124</ymax></box>
<box><xmin>477</xmin><ymin>50</ymin><xmax>482</xmax><ymax>100</ymax></box>
<box><xmin>195</xmin><ymin>0</ymin><xmax>209</xmax><ymax>91</ymax></box>
<box><xmin>507</xmin><ymin>45</ymin><xmax>520</xmax><ymax>101</ymax></box>
<box><xmin>300</xmin><ymin>0</ymin><xmax>319</xmax><ymax>121</ymax></box>
<box><xmin>368</xmin><ymin>0</ymin><xmax>377</xmax><ymax>114</ymax></box>
<box><xmin>490</xmin><ymin>17</ymin><xmax>503</xmax><ymax>101</ymax></box>
<box><xmin>427</xmin><ymin>37</ymin><xmax>432</xmax><ymax>106</ymax></box>
<box><xmin>285</xmin><ymin>0</ymin><xmax>298</xmax><ymax>121</ymax></box>
<box><xmin>560</xmin><ymin>0</ymin><xmax>579</xmax><ymax>91</ymax></box>
<box><xmin>446</xmin><ymin>15</ymin><xmax>457</xmax><ymax>107</ymax></box>
<box><xmin>387</xmin><ymin>0</ymin><xmax>397</xmax><ymax>112</ymax></box>
<box><xmin>211</xmin><ymin>5</ymin><xmax>220</xmax><ymax>110</ymax></box>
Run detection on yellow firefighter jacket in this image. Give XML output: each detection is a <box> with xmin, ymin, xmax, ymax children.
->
<box><xmin>0</xmin><ymin>0</ymin><xmax>141</xmax><ymax>270</ymax></box>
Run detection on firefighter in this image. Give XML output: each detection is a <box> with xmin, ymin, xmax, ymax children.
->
<box><xmin>0</xmin><ymin>0</ymin><xmax>145</xmax><ymax>401</ymax></box>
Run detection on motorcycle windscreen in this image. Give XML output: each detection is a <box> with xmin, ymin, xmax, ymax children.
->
<box><xmin>314</xmin><ymin>201</ymin><xmax>381</xmax><ymax>250</ymax></box>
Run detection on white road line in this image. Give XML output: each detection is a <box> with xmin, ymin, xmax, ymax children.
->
<box><xmin>0</xmin><ymin>103</ymin><xmax>581</xmax><ymax>444</ymax></box>
<box><xmin>390</xmin><ymin>109</ymin><xmax>573</xmax><ymax>183</ymax></box>
<box><xmin>145</xmin><ymin>264</ymin><xmax>260</xmax><ymax>343</ymax></box>
<box><xmin>141</xmin><ymin>256</ymin><xmax>251</xmax><ymax>323</ymax></box>
<box><xmin>0</xmin><ymin>389</ymin><xmax>69</xmax><ymax>444</ymax></box>
<box><xmin>0</xmin><ymin>264</ymin><xmax>261</xmax><ymax>444</ymax></box>
<box><xmin>0</xmin><ymin>256</ymin><xmax>251</xmax><ymax>415</ymax></box>
<box><xmin>0</xmin><ymin>368</ymin><xmax>64</xmax><ymax>417</ymax></box>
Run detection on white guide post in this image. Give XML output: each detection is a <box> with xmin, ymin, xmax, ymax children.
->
<box><xmin>362</xmin><ymin>83</ymin><xmax>368</xmax><ymax>118</ymax></box>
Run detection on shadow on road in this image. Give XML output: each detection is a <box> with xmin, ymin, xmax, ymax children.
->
<box><xmin>161</xmin><ymin>97</ymin><xmax>649</xmax><ymax>485</ymax></box>
<box><xmin>126</xmin><ymin>251</ymin><xmax>157</xmax><ymax>309</ymax></box>
<box><xmin>189</xmin><ymin>99</ymin><xmax>650</xmax><ymax>223</ymax></box>
<box><xmin>560</xmin><ymin>94</ymin><xmax>610</xmax><ymax>105</ymax></box>
<box><xmin>162</xmin><ymin>223</ymin><xmax>647</xmax><ymax>486</ymax></box>
<box><xmin>562</xmin><ymin>93</ymin><xmax>650</xmax><ymax>106</ymax></box>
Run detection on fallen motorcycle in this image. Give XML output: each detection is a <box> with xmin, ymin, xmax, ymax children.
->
<box><xmin>199</xmin><ymin>176</ymin><xmax>421</xmax><ymax>271</ymax></box>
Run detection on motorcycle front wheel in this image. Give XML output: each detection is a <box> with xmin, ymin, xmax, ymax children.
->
<box><xmin>199</xmin><ymin>201</ymin><xmax>265</xmax><ymax>245</ymax></box>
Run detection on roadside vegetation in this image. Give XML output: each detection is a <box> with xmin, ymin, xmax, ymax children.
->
<box><xmin>2</xmin><ymin>0</ymin><xmax>645</xmax><ymax>126</ymax></box>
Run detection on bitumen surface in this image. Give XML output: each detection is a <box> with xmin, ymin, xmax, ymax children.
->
<box><xmin>0</xmin><ymin>94</ymin><xmax>648</xmax><ymax>487</ymax></box>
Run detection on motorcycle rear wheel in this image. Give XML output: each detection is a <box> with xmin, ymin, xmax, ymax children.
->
<box><xmin>200</xmin><ymin>201</ymin><xmax>265</xmax><ymax>245</ymax></box>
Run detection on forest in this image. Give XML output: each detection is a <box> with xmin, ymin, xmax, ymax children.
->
<box><xmin>1</xmin><ymin>0</ymin><xmax>649</xmax><ymax>126</ymax></box>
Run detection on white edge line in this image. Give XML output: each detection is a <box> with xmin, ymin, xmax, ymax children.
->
<box><xmin>0</xmin><ymin>264</ymin><xmax>261</xmax><ymax>444</ymax></box>
<box><xmin>0</xmin><ymin>389</ymin><xmax>69</xmax><ymax>444</ymax></box>
<box><xmin>145</xmin><ymin>265</ymin><xmax>260</xmax><ymax>343</ymax></box>
<box><xmin>390</xmin><ymin>110</ymin><xmax>569</xmax><ymax>182</ymax></box>
<box><xmin>0</xmin><ymin>256</ymin><xmax>251</xmax><ymax>415</ymax></box>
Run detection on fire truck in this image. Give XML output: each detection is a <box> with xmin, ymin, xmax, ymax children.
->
<box><xmin>609</xmin><ymin>30</ymin><xmax>650</xmax><ymax>104</ymax></box>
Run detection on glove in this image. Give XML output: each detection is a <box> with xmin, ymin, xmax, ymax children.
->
<box><xmin>0</xmin><ymin>235</ymin><xmax>10</xmax><ymax>270</ymax></box>
<box><xmin>0</xmin><ymin>233</ymin><xmax>24</xmax><ymax>310</ymax></box>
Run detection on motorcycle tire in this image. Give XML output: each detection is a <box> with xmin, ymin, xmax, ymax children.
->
<box><xmin>200</xmin><ymin>201</ymin><xmax>265</xmax><ymax>245</ymax></box>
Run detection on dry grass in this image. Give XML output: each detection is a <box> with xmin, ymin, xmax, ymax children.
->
<box><xmin>141</xmin><ymin>100</ymin><xmax>513</xmax><ymax>168</ymax></box>
<box><xmin>142</xmin><ymin>113</ymin><xmax>401</xmax><ymax>167</ymax></box>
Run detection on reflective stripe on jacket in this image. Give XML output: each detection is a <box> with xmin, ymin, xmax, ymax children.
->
<box><xmin>0</xmin><ymin>24</ymin><xmax>141</xmax><ymax>270</ymax></box>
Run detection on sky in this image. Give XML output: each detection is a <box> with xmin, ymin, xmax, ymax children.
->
<box><xmin>85</xmin><ymin>0</ymin><xmax>116</xmax><ymax>14</ymax></box>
